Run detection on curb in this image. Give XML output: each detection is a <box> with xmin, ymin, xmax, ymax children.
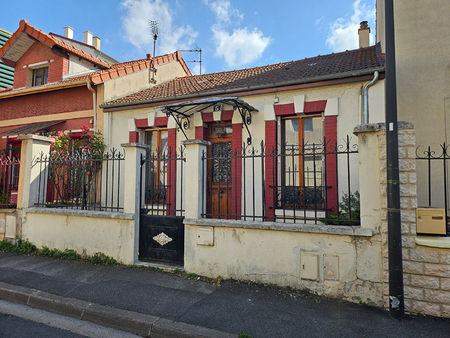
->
<box><xmin>0</xmin><ymin>282</ymin><xmax>234</xmax><ymax>337</ymax></box>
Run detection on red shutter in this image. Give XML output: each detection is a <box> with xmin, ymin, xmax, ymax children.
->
<box><xmin>231</xmin><ymin>123</ymin><xmax>242</xmax><ymax>219</ymax></box>
<box><xmin>167</xmin><ymin>128</ymin><xmax>177</xmax><ymax>215</ymax></box>
<box><xmin>195</xmin><ymin>126</ymin><xmax>207</xmax><ymax>140</ymax></box>
<box><xmin>129</xmin><ymin>131</ymin><xmax>138</xmax><ymax>143</ymax></box>
<box><xmin>324</xmin><ymin>116</ymin><xmax>337</xmax><ymax>214</ymax></box>
<box><xmin>265</xmin><ymin>120</ymin><xmax>277</xmax><ymax>220</ymax></box>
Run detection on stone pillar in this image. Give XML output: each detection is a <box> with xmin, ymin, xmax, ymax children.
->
<box><xmin>354</xmin><ymin>122</ymin><xmax>419</xmax><ymax>313</ymax></box>
<box><xmin>14</xmin><ymin>135</ymin><xmax>52</xmax><ymax>242</ymax></box>
<box><xmin>182</xmin><ymin>139</ymin><xmax>210</xmax><ymax>219</ymax></box>
<box><xmin>122</xmin><ymin>143</ymin><xmax>148</xmax><ymax>262</ymax></box>
<box><xmin>17</xmin><ymin>135</ymin><xmax>53</xmax><ymax>209</ymax></box>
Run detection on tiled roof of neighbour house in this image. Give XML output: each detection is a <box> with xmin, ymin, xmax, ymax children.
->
<box><xmin>0</xmin><ymin>20</ymin><xmax>112</xmax><ymax>69</ymax></box>
<box><xmin>49</xmin><ymin>33</ymin><xmax>119</xmax><ymax>65</ymax></box>
<box><xmin>104</xmin><ymin>44</ymin><xmax>385</xmax><ymax>108</ymax></box>
<box><xmin>63</xmin><ymin>51</ymin><xmax>192</xmax><ymax>85</ymax></box>
<box><xmin>0</xmin><ymin>51</ymin><xmax>192</xmax><ymax>99</ymax></box>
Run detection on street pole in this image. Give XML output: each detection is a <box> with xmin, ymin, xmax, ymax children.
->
<box><xmin>385</xmin><ymin>0</ymin><xmax>404</xmax><ymax>318</ymax></box>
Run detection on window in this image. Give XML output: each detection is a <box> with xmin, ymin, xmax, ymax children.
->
<box><xmin>279</xmin><ymin>115</ymin><xmax>324</xmax><ymax>209</ymax></box>
<box><xmin>32</xmin><ymin>68</ymin><xmax>48</xmax><ymax>86</ymax></box>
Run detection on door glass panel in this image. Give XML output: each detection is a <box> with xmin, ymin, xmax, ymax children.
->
<box><xmin>211</xmin><ymin>142</ymin><xmax>231</xmax><ymax>183</ymax></box>
<box><xmin>144</xmin><ymin>130</ymin><xmax>168</xmax><ymax>204</ymax></box>
<box><xmin>212</xmin><ymin>125</ymin><xmax>233</xmax><ymax>136</ymax></box>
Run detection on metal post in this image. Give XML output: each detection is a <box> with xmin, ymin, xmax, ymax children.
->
<box><xmin>385</xmin><ymin>0</ymin><xmax>404</xmax><ymax>318</ymax></box>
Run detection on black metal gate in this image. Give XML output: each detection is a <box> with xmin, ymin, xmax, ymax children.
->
<box><xmin>138</xmin><ymin>148</ymin><xmax>185</xmax><ymax>265</ymax></box>
<box><xmin>139</xmin><ymin>214</ymin><xmax>184</xmax><ymax>264</ymax></box>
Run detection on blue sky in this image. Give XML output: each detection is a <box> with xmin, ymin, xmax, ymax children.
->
<box><xmin>1</xmin><ymin>0</ymin><xmax>376</xmax><ymax>74</ymax></box>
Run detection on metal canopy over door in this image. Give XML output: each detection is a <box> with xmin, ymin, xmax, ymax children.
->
<box><xmin>206</xmin><ymin>123</ymin><xmax>233</xmax><ymax>218</ymax></box>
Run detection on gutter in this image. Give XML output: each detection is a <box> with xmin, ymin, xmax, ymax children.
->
<box><xmin>101</xmin><ymin>66</ymin><xmax>385</xmax><ymax>109</ymax></box>
<box><xmin>86</xmin><ymin>80</ymin><xmax>97</xmax><ymax>131</ymax></box>
<box><xmin>361</xmin><ymin>71</ymin><xmax>379</xmax><ymax>124</ymax></box>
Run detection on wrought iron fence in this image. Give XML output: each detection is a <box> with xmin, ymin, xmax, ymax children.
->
<box><xmin>0</xmin><ymin>155</ymin><xmax>20</xmax><ymax>208</ymax></box>
<box><xmin>201</xmin><ymin>136</ymin><xmax>359</xmax><ymax>225</ymax></box>
<box><xmin>416</xmin><ymin>143</ymin><xmax>450</xmax><ymax>235</ymax></box>
<box><xmin>34</xmin><ymin>149</ymin><xmax>124</xmax><ymax>211</ymax></box>
<box><xmin>140</xmin><ymin>147</ymin><xmax>185</xmax><ymax>216</ymax></box>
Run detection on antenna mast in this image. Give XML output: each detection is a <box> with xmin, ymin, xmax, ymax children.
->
<box><xmin>180</xmin><ymin>48</ymin><xmax>202</xmax><ymax>75</ymax></box>
<box><xmin>149</xmin><ymin>20</ymin><xmax>159</xmax><ymax>58</ymax></box>
<box><xmin>149</xmin><ymin>20</ymin><xmax>159</xmax><ymax>83</ymax></box>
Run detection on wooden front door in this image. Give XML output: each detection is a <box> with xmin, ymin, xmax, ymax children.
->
<box><xmin>206</xmin><ymin>124</ymin><xmax>233</xmax><ymax>218</ymax></box>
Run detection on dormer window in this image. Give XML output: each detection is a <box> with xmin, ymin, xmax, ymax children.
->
<box><xmin>32</xmin><ymin>67</ymin><xmax>48</xmax><ymax>86</ymax></box>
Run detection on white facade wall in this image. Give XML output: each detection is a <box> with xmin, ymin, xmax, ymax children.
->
<box><xmin>68</xmin><ymin>55</ymin><xmax>99</xmax><ymax>76</ymax></box>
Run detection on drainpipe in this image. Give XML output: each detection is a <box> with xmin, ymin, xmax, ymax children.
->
<box><xmin>361</xmin><ymin>71</ymin><xmax>379</xmax><ymax>124</ymax></box>
<box><xmin>385</xmin><ymin>0</ymin><xmax>404</xmax><ymax>319</ymax></box>
<box><xmin>86</xmin><ymin>80</ymin><xmax>97</xmax><ymax>132</ymax></box>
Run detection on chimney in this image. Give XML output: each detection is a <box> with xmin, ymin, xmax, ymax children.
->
<box><xmin>93</xmin><ymin>36</ymin><xmax>101</xmax><ymax>50</ymax></box>
<box><xmin>358</xmin><ymin>21</ymin><xmax>370</xmax><ymax>48</ymax></box>
<box><xmin>83</xmin><ymin>30</ymin><xmax>93</xmax><ymax>46</ymax></box>
<box><xmin>64</xmin><ymin>26</ymin><xmax>74</xmax><ymax>39</ymax></box>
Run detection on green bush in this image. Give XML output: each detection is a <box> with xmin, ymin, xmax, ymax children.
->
<box><xmin>0</xmin><ymin>240</ymin><xmax>17</xmax><ymax>252</ymax></box>
<box><xmin>322</xmin><ymin>191</ymin><xmax>360</xmax><ymax>225</ymax></box>
<box><xmin>0</xmin><ymin>240</ymin><xmax>116</xmax><ymax>265</ymax></box>
<box><xmin>88</xmin><ymin>252</ymin><xmax>117</xmax><ymax>265</ymax></box>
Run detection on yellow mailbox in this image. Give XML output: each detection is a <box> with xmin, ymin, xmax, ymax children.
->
<box><xmin>416</xmin><ymin>208</ymin><xmax>447</xmax><ymax>235</ymax></box>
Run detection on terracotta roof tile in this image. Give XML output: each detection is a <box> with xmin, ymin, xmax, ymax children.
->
<box><xmin>104</xmin><ymin>44</ymin><xmax>384</xmax><ymax>107</ymax></box>
<box><xmin>0</xmin><ymin>20</ymin><xmax>111</xmax><ymax>68</ymax></box>
<box><xmin>60</xmin><ymin>51</ymin><xmax>191</xmax><ymax>85</ymax></box>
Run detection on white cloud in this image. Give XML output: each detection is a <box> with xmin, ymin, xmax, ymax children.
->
<box><xmin>212</xmin><ymin>27</ymin><xmax>270</xmax><ymax>68</ymax></box>
<box><xmin>205</xmin><ymin>0</ymin><xmax>271</xmax><ymax>68</ymax></box>
<box><xmin>326</xmin><ymin>0</ymin><xmax>375</xmax><ymax>52</ymax></box>
<box><xmin>203</xmin><ymin>0</ymin><xmax>243</xmax><ymax>24</ymax></box>
<box><xmin>121</xmin><ymin>0</ymin><xmax>198</xmax><ymax>56</ymax></box>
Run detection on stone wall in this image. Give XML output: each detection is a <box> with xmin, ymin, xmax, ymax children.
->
<box><xmin>370</xmin><ymin>123</ymin><xmax>450</xmax><ymax>318</ymax></box>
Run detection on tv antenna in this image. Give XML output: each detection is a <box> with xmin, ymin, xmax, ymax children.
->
<box><xmin>149</xmin><ymin>20</ymin><xmax>159</xmax><ymax>83</ymax></box>
<box><xmin>180</xmin><ymin>48</ymin><xmax>202</xmax><ymax>75</ymax></box>
<box><xmin>149</xmin><ymin>20</ymin><xmax>159</xmax><ymax>58</ymax></box>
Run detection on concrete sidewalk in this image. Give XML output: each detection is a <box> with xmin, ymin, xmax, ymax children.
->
<box><xmin>0</xmin><ymin>252</ymin><xmax>449</xmax><ymax>337</ymax></box>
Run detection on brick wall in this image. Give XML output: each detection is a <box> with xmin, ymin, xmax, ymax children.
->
<box><xmin>13</xmin><ymin>42</ymin><xmax>69</xmax><ymax>88</ymax></box>
<box><xmin>0</xmin><ymin>86</ymin><xmax>92</xmax><ymax>121</ymax></box>
<box><xmin>376</xmin><ymin>126</ymin><xmax>450</xmax><ymax>318</ymax></box>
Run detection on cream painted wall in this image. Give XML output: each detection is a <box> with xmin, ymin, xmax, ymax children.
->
<box><xmin>68</xmin><ymin>55</ymin><xmax>98</xmax><ymax>76</ymax></box>
<box><xmin>21</xmin><ymin>211</ymin><xmax>135</xmax><ymax>264</ymax></box>
<box><xmin>103</xmin><ymin>69</ymin><xmax>150</xmax><ymax>103</ymax></box>
<box><xmin>377</xmin><ymin>0</ymin><xmax>450</xmax><ymax>207</ymax></box>
<box><xmin>185</xmin><ymin>222</ymin><xmax>383</xmax><ymax>305</ymax></box>
<box><xmin>103</xmin><ymin>60</ymin><xmax>188</xmax><ymax>102</ymax></box>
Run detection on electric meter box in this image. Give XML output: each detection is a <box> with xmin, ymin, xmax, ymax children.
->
<box><xmin>416</xmin><ymin>208</ymin><xmax>447</xmax><ymax>235</ymax></box>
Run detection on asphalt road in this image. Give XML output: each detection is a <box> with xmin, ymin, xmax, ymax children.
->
<box><xmin>1</xmin><ymin>252</ymin><xmax>450</xmax><ymax>337</ymax></box>
<box><xmin>0</xmin><ymin>300</ymin><xmax>138</xmax><ymax>338</ymax></box>
<box><xmin>0</xmin><ymin>312</ymin><xmax>85</xmax><ymax>338</ymax></box>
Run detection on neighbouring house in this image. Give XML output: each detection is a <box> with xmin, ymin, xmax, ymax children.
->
<box><xmin>0</xmin><ymin>19</ymin><xmax>191</xmax><ymax>236</ymax></box>
<box><xmin>377</xmin><ymin>0</ymin><xmax>450</xmax><ymax>220</ymax></box>
<box><xmin>0</xmin><ymin>28</ymin><xmax>14</xmax><ymax>89</ymax></box>
<box><xmin>0</xmin><ymin>20</ymin><xmax>191</xmax><ymax>153</ymax></box>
